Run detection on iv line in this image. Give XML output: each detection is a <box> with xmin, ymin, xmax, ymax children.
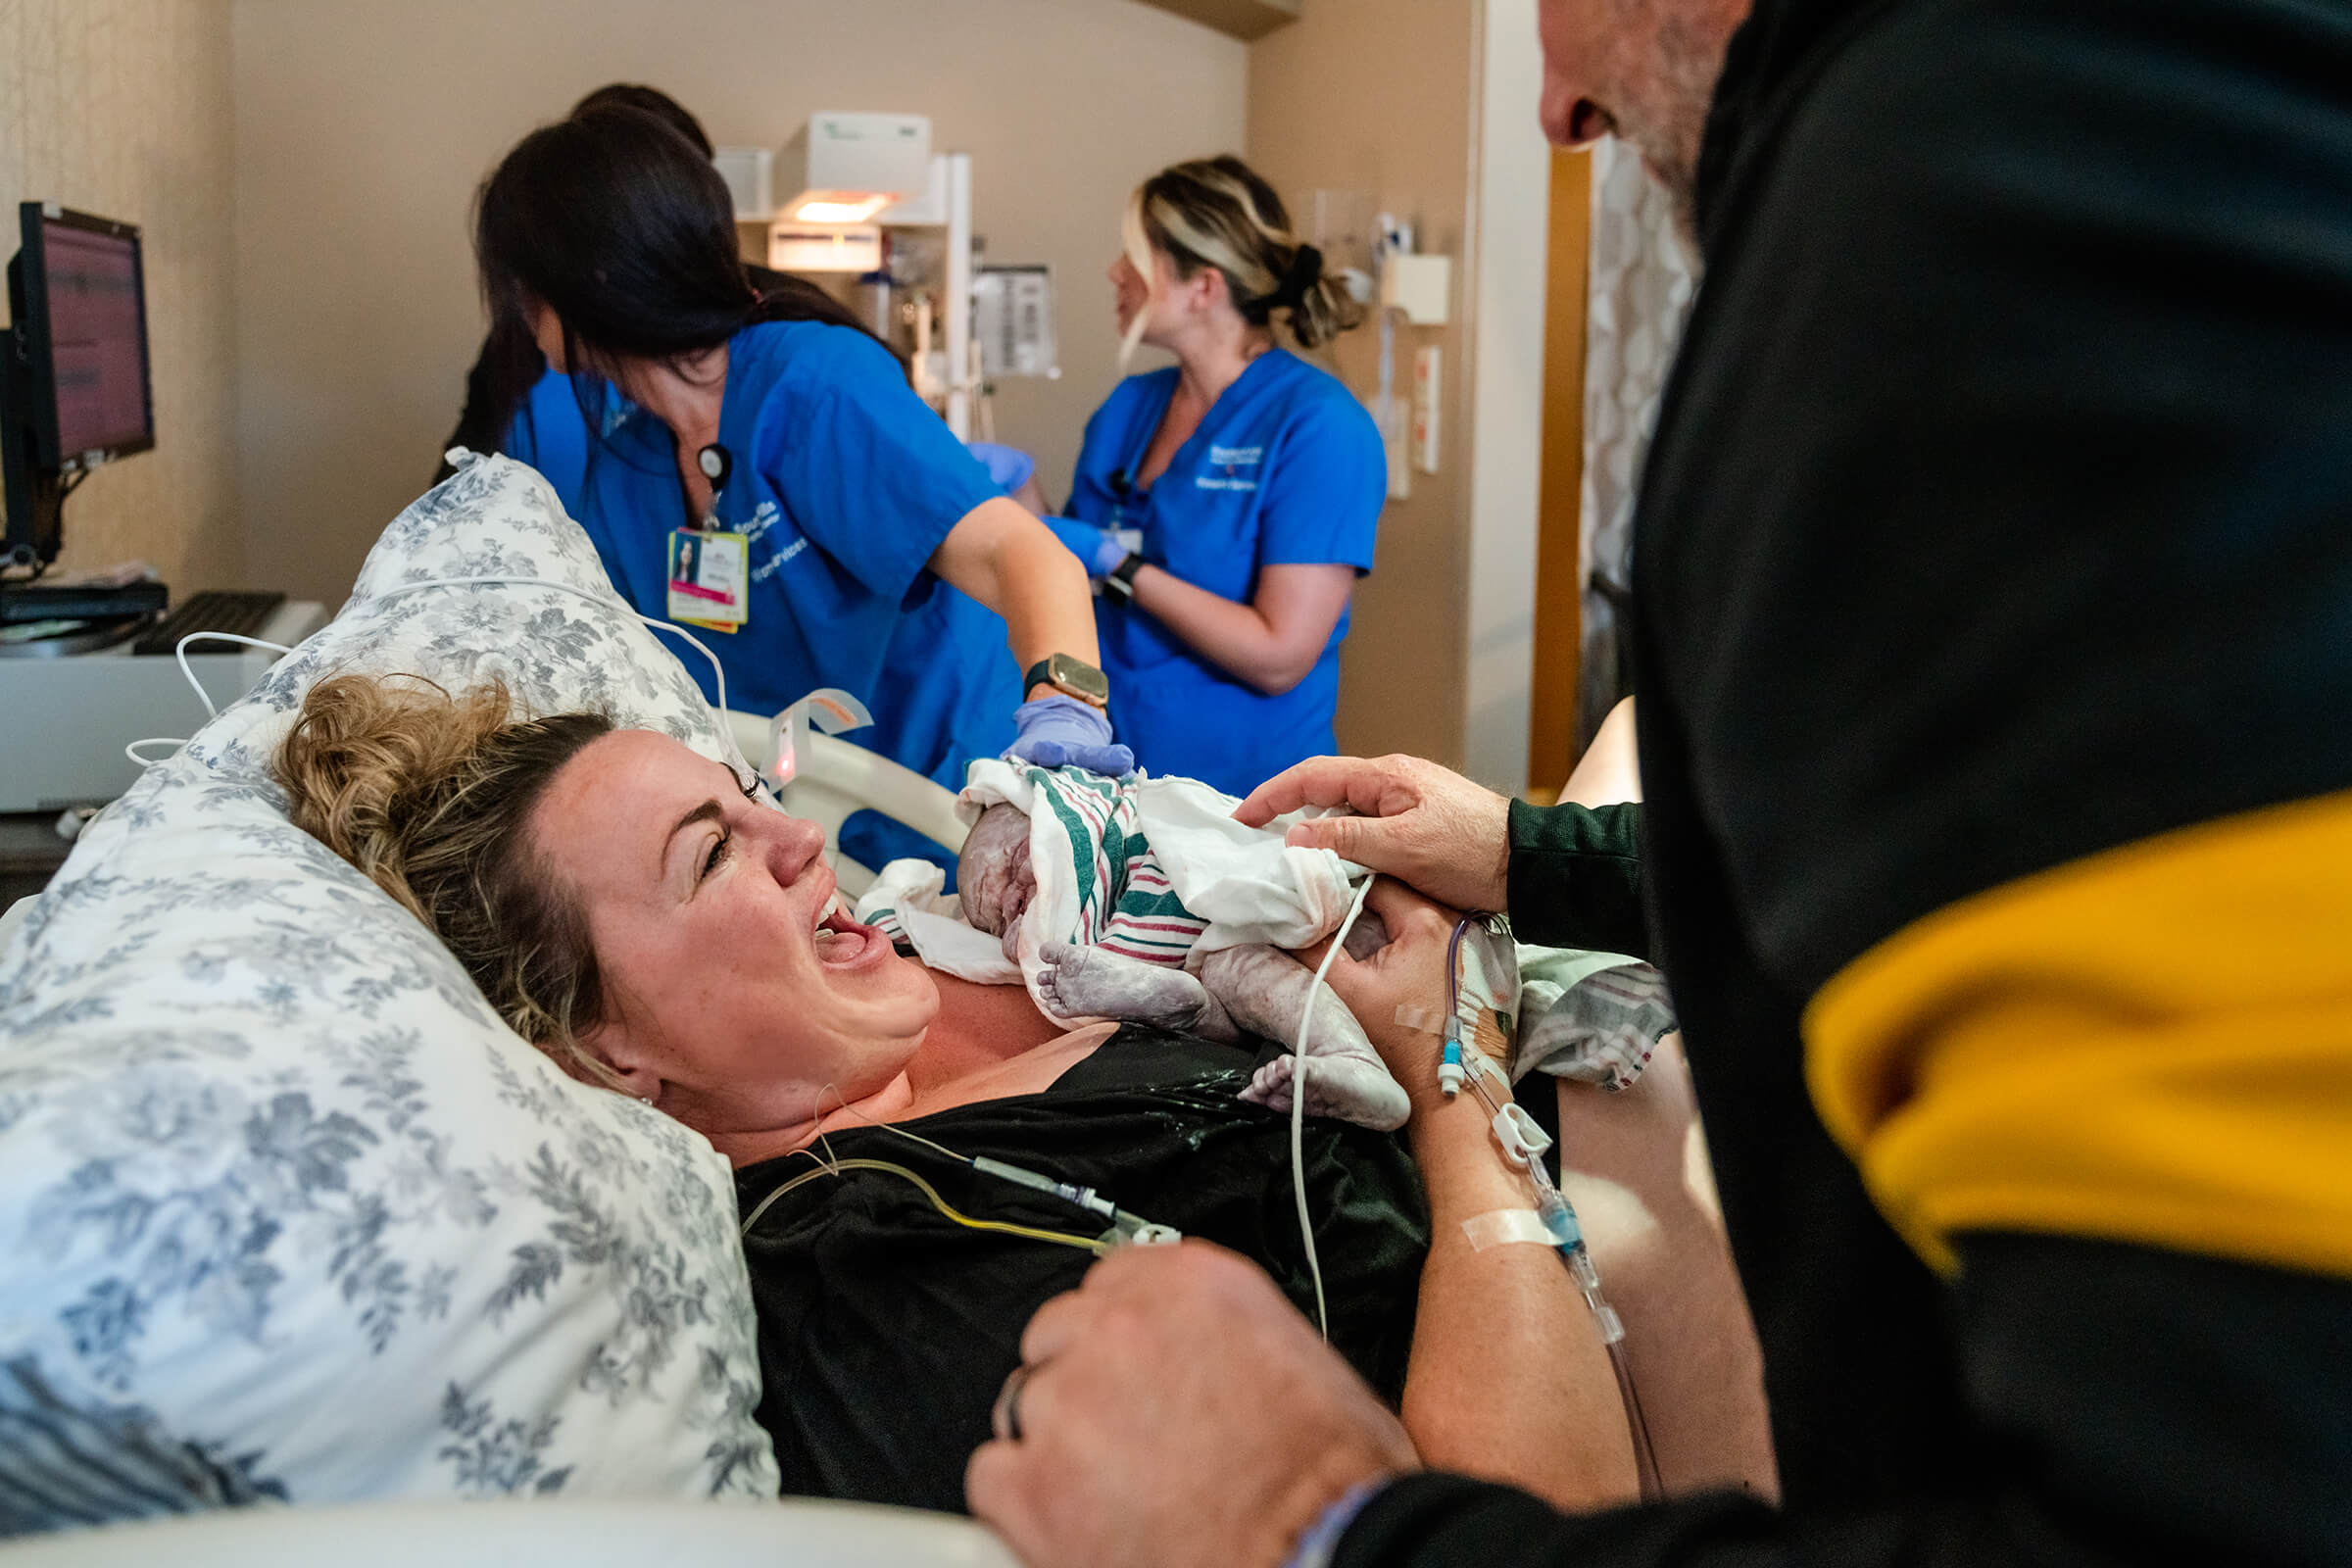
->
<box><xmin>1444</xmin><ymin>914</ymin><xmax>1664</xmax><ymax>1501</ymax></box>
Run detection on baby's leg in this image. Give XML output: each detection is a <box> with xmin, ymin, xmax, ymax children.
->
<box><xmin>1036</xmin><ymin>942</ymin><xmax>1240</xmax><ymax>1041</ymax></box>
<box><xmin>1207</xmin><ymin>945</ymin><xmax>1410</xmax><ymax>1132</ymax></box>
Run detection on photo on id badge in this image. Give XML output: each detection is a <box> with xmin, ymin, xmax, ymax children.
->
<box><xmin>669</xmin><ymin>525</ymin><xmax>750</xmax><ymax>633</ymax></box>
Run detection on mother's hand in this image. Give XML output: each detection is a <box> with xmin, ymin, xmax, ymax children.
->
<box><xmin>1314</xmin><ymin>879</ymin><xmax>1467</xmax><ymax>1084</ymax></box>
<box><xmin>1235</xmin><ymin>755</ymin><xmax>1510</xmax><ymax>913</ymax></box>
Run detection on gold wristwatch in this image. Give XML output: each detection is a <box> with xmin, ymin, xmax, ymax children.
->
<box><xmin>1023</xmin><ymin>654</ymin><xmax>1110</xmax><ymax>710</ymax></box>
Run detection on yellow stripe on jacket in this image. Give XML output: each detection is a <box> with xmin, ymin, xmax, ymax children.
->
<box><xmin>1804</xmin><ymin>788</ymin><xmax>2352</xmax><ymax>1280</ymax></box>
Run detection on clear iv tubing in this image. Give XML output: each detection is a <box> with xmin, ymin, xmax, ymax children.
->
<box><xmin>1447</xmin><ymin>915</ymin><xmax>1664</xmax><ymax>1503</ymax></box>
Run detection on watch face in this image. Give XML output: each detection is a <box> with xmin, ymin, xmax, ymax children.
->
<box><xmin>1050</xmin><ymin>654</ymin><xmax>1110</xmax><ymax>705</ymax></box>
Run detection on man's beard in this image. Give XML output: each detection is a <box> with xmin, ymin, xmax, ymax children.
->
<box><xmin>1620</xmin><ymin>5</ymin><xmax>1730</xmax><ymax>253</ymax></box>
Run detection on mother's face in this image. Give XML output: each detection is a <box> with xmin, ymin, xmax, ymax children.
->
<box><xmin>527</xmin><ymin>729</ymin><xmax>938</xmax><ymax>1136</ymax></box>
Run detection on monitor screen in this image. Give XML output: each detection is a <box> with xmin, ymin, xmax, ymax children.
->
<box><xmin>36</xmin><ymin>216</ymin><xmax>151</xmax><ymax>461</ymax></box>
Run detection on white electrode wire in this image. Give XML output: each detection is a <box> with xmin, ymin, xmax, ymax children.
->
<box><xmin>370</xmin><ymin>576</ymin><xmax>730</xmax><ymax>722</ymax></box>
<box><xmin>131</xmin><ymin>578</ymin><xmax>755</xmax><ymax>784</ymax></box>
<box><xmin>368</xmin><ymin>575</ymin><xmax>759</xmax><ymax>783</ymax></box>
<box><xmin>123</xmin><ymin>737</ymin><xmax>187</xmax><ymax>767</ymax></box>
<box><xmin>1293</xmin><ymin>870</ymin><xmax>1377</xmax><ymax>1342</ymax></box>
<box><xmin>125</xmin><ymin>630</ymin><xmax>301</xmax><ymax>768</ymax></box>
<box><xmin>174</xmin><ymin>631</ymin><xmax>296</xmax><ymax>718</ymax></box>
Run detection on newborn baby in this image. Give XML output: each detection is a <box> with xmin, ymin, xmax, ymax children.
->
<box><xmin>947</xmin><ymin>762</ymin><xmax>1410</xmax><ymax>1131</ymax></box>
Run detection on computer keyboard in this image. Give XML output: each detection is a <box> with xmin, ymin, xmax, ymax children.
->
<box><xmin>132</xmin><ymin>590</ymin><xmax>289</xmax><ymax>656</ymax></box>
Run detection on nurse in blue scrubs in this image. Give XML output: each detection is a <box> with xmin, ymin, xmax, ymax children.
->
<box><xmin>472</xmin><ymin>108</ymin><xmax>1127</xmax><ymax>872</ymax></box>
<box><xmin>1048</xmin><ymin>157</ymin><xmax>1384</xmax><ymax>798</ymax></box>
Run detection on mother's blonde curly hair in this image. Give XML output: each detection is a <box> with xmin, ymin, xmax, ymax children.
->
<box><xmin>272</xmin><ymin>672</ymin><xmax>621</xmax><ymax>1089</ymax></box>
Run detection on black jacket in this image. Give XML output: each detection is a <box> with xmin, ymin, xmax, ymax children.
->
<box><xmin>1337</xmin><ymin>0</ymin><xmax>2352</xmax><ymax>1561</ymax></box>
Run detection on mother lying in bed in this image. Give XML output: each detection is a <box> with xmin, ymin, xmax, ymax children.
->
<box><xmin>270</xmin><ymin>672</ymin><xmax>1770</xmax><ymax>1520</ymax></box>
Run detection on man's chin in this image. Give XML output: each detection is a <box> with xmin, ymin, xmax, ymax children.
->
<box><xmin>1625</xmin><ymin>137</ymin><xmax>1704</xmax><ymax>260</ymax></box>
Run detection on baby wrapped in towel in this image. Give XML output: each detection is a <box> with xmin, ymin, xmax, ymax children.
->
<box><xmin>857</xmin><ymin>762</ymin><xmax>1683</xmax><ymax>1131</ymax></box>
<box><xmin>863</xmin><ymin>760</ymin><xmax>1411</xmax><ymax>1129</ymax></box>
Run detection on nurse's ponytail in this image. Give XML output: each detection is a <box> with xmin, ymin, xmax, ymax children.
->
<box><xmin>1127</xmin><ymin>156</ymin><xmax>1365</xmax><ymax>354</ymax></box>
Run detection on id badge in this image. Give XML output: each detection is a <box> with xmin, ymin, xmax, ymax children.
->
<box><xmin>667</xmin><ymin>527</ymin><xmax>750</xmax><ymax>631</ymax></box>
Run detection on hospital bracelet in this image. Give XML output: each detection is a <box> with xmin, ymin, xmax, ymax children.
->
<box><xmin>1282</xmin><ymin>1478</ymin><xmax>1392</xmax><ymax>1568</ymax></box>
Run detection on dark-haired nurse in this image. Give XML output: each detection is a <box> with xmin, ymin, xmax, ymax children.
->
<box><xmin>473</xmin><ymin>108</ymin><xmax>1128</xmax><ymax>875</ymax></box>
<box><xmin>1048</xmin><ymin>156</ymin><xmax>1386</xmax><ymax>798</ymax></box>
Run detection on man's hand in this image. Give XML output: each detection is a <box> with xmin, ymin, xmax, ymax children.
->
<box><xmin>966</xmin><ymin>1242</ymin><xmax>1418</xmax><ymax>1568</ymax></box>
<box><xmin>1235</xmin><ymin>756</ymin><xmax>1511</xmax><ymax>913</ymax></box>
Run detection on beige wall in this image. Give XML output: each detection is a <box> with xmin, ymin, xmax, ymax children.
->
<box><xmin>0</xmin><ymin>0</ymin><xmax>240</xmax><ymax>592</ymax></box>
<box><xmin>1248</xmin><ymin>0</ymin><xmax>1478</xmax><ymax>770</ymax></box>
<box><xmin>230</xmin><ymin>0</ymin><xmax>1247</xmax><ymax>606</ymax></box>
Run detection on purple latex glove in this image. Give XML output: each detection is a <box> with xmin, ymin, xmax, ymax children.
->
<box><xmin>1005</xmin><ymin>695</ymin><xmax>1136</xmax><ymax>776</ymax></box>
<box><xmin>1086</xmin><ymin>532</ymin><xmax>1129</xmax><ymax>576</ymax></box>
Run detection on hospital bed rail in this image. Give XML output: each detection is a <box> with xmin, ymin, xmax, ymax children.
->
<box><xmin>725</xmin><ymin>709</ymin><xmax>966</xmax><ymax>897</ymax></box>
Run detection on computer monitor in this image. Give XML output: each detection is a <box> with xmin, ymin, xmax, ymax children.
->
<box><xmin>3</xmin><ymin>204</ymin><xmax>155</xmax><ymax>576</ymax></box>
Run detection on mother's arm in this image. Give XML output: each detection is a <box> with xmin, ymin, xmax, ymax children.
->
<box><xmin>1320</xmin><ymin>882</ymin><xmax>1639</xmax><ymax>1510</ymax></box>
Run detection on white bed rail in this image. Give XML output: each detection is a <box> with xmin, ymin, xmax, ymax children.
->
<box><xmin>725</xmin><ymin>710</ymin><xmax>966</xmax><ymax>897</ymax></box>
<box><xmin>0</xmin><ymin>1498</ymin><xmax>1015</xmax><ymax>1567</ymax></box>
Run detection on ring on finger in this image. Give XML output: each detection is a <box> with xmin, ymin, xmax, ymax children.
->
<box><xmin>992</xmin><ymin>1362</ymin><xmax>1035</xmax><ymax>1444</ymax></box>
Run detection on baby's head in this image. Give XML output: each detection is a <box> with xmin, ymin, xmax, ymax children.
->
<box><xmin>957</xmin><ymin>802</ymin><xmax>1037</xmax><ymax>959</ymax></box>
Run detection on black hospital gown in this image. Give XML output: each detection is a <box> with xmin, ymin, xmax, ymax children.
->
<box><xmin>735</xmin><ymin>1023</ymin><xmax>1430</xmax><ymax>1511</ymax></box>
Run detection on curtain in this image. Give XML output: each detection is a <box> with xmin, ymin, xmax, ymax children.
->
<box><xmin>1579</xmin><ymin>139</ymin><xmax>1697</xmax><ymax>745</ymax></box>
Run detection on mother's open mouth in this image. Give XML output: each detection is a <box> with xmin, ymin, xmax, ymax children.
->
<box><xmin>811</xmin><ymin>896</ymin><xmax>887</xmax><ymax>968</ymax></box>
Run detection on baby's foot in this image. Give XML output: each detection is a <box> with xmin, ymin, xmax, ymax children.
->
<box><xmin>1241</xmin><ymin>1049</ymin><xmax>1411</xmax><ymax>1132</ymax></box>
<box><xmin>1036</xmin><ymin>942</ymin><xmax>1225</xmax><ymax>1032</ymax></box>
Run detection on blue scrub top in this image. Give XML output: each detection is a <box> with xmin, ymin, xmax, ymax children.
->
<box><xmin>518</xmin><ymin>322</ymin><xmax>1021</xmax><ymax>870</ymax></box>
<box><xmin>1065</xmin><ymin>349</ymin><xmax>1385</xmax><ymax>797</ymax></box>
<box><xmin>503</xmin><ymin>370</ymin><xmax>600</xmax><ymax>519</ymax></box>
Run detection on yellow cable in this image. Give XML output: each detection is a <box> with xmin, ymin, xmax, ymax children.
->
<box><xmin>739</xmin><ymin>1156</ymin><xmax>1111</xmax><ymax>1255</ymax></box>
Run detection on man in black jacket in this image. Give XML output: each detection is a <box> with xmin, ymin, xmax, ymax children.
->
<box><xmin>964</xmin><ymin>0</ymin><xmax>2352</xmax><ymax>1563</ymax></box>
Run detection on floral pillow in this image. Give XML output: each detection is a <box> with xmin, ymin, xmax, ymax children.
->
<box><xmin>0</xmin><ymin>454</ymin><xmax>779</xmax><ymax>1536</ymax></box>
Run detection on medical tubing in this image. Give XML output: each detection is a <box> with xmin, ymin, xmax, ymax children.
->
<box><xmin>1608</xmin><ymin>1331</ymin><xmax>1665</xmax><ymax>1501</ymax></box>
<box><xmin>737</xmin><ymin>1157</ymin><xmax>1111</xmax><ymax>1256</ymax></box>
<box><xmin>972</xmin><ymin>1155</ymin><xmax>1121</xmax><ymax>1224</ymax></box>
<box><xmin>126</xmin><ymin>631</ymin><xmax>303</xmax><ymax>768</ymax></box>
<box><xmin>1446</xmin><ymin>916</ymin><xmax>1663</xmax><ymax>1502</ymax></box>
<box><xmin>869</xmin><ymin>1118</ymin><xmax>1132</xmax><ymax>1229</ymax></box>
<box><xmin>758</xmin><ymin>1114</ymin><xmax>1168</xmax><ymax>1244</ymax></box>
<box><xmin>137</xmin><ymin>578</ymin><xmax>759</xmax><ymax>781</ymax></box>
<box><xmin>1293</xmin><ymin>871</ymin><xmax>1378</xmax><ymax>1342</ymax></box>
<box><xmin>368</xmin><ymin>575</ymin><xmax>752</xmax><ymax>777</ymax></box>
<box><xmin>174</xmin><ymin>631</ymin><xmax>296</xmax><ymax>718</ymax></box>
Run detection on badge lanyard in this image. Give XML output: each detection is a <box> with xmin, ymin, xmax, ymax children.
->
<box><xmin>668</xmin><ymin>442</ymin><xmax>748</xmax><ymax>633</ymax></box>
<box><xmin>1105</xmin><ymin>407</ymin><xmax>1155</xmax><ymax>557</ymax></box>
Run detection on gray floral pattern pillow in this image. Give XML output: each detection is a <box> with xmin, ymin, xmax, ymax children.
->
<box><xmin>0</xmin><ymin>455</ymin><xmax>779</xmax><ymax>1536</ymax></box>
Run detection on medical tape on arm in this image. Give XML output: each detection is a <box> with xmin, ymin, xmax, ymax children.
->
<box><xmin>1460</xmin><ymin>1208</ymin><xmax>1554</xmax><ymax>1250</ymax></box>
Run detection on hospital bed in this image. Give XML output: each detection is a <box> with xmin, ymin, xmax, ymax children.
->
<box><xmin>0</xmin><ymin>713</ymin><xmax>988</xmax><ymax>1563</ymax></box>
<box><xmin>0</xmin><ymin>457</ymin><xmax>1023</xmax><ymax>1555</ymax></box>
